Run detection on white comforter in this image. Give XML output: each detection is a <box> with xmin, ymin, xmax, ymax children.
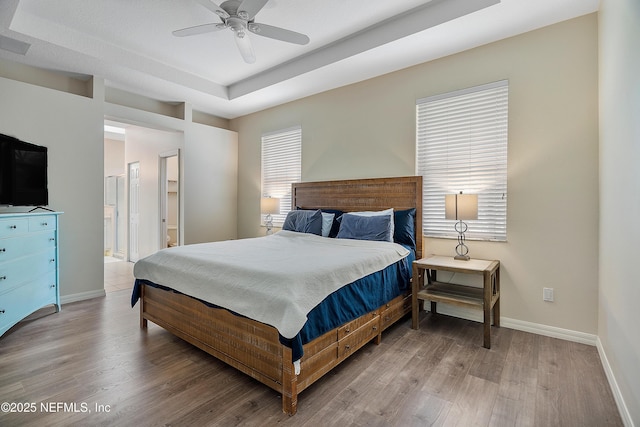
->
<box><xmin>133</xmin><ymin>230</ymin><xmax>409</xmax><ymax>339</ymax></box>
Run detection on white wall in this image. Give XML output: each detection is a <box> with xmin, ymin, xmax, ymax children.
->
<box><xmin>104</xmin><ymin>138</ymin><xmax>125</xmax><ymax>177</ymax></box>
<box><xmin>183</xmin><ymin>123</ymin><xmax>238</xmax><ymax>244</ymax></box>
<box><xmin>0</xmin><ymin>76</ymin><xmax>105</xmax><ymax>301</ymax></box>
<box><xmin>231</xmin><ymin>14</ymin><xmax>600</xmax><ymax>337</ymax></box>
<box><xmin>598</xmin><ymin>0</ymin><xmax>640</xmax><ymax>424</ymax></box>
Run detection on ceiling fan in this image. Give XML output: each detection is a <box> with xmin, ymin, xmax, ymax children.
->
<box><xmin>173</xmin><ymin>0</ymin><xmax>310</xmax><ymax>64</ymax></box>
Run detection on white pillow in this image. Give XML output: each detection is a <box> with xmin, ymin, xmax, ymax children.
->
<box><xmin>348</xmin><ymin>208</ymin><xmax>394</xmax><ymax>241</ymax></box>
<box><xmin>321</xmin><ymin>212</ymin><xmax>335</xmax><ymax>237</ymax></box>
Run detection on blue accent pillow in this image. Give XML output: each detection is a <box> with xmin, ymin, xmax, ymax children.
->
<box><xmin>282</xmin><ymin>209</ymin><xmax>323</xmax><ymax>235</ymax></box>
<box><xmin>336</xmin><ymin>213</ymin><xmax>392</xmax><ymax>242</ymax></box>
<box><xmin>297</xmin><ymin>207</ymin><xmax>343</xmax><ymax>237</ymax></box>
<box><xmin>394</xmin><ymin>208</ymin><xmax>416</xmax><ymax>251</ymax></box>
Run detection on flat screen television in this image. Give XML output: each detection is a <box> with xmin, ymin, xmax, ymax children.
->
<box><xmin>0</xmin><ymin>133</ymin><xmax>48</xmax><ymax>206</ymax></box>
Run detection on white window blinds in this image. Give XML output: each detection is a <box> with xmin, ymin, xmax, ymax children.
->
<box><xmin>416</xmin><ymin>80</ymin><xmax>508</xmax><ymax>241</ymax></box>
<box><xmin>261</xmin><ymin>126</ymin><xmax>302</xmax><ymax>225</ymax></box>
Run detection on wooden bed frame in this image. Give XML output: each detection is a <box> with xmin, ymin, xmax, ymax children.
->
<box><xmin>138</xmin><ymin>176</ymin><xmax>423</xmax><ymax>415</ymax></box>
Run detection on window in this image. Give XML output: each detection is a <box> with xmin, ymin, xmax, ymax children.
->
<box><xmin>416</xmin><ymin>80</ymin><xmax>508</xmax><ymax>241</ymax></box>
<box><xmin>261</xmin><ymin>126</ymin><xmax>302</xmax><ymax>225</ymax></box>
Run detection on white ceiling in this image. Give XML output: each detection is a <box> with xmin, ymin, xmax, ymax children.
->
<box><xmin>0</xmin><ymin>0</ymin><xmax>598</xmax><ymax>119</ymax></box>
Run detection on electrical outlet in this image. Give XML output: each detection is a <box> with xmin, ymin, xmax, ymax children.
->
<box><xmin>543</xmin><ymin>287</ymin><xmax>554</xmax><ymax>302</ymax></box>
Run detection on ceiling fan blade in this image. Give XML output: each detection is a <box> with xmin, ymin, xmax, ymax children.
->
<box><xmin>173</xmin><ymin>23</ymin><xmax>225</xmax><ymax>37</ymax></box>
<box><xmin>234</xmin><ymin>33</ymin><xmax>256</xmax><ymax>63</ymax></box>
<box><xmin>237</xmin><ymin>0</ymin><xmax>269</xmax><ymax>20</ymax></box>
<box><xmin>193</xmin><ymin>0</ymin><xmax>229</xmax><ymax>19</ymax></box>
<box><xmin>249</xmin><ymin>23</ymin><xmax>309</xmax><ymax>45</ymax></box>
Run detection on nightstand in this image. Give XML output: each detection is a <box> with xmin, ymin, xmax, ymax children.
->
<box><xmin>411</xmin><ymin>255</ymin><xmax>500</xmax><ymax>349</ymax></box>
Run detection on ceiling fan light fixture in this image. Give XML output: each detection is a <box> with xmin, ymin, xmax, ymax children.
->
<box><xmin>174</xmin><ymin>0</ymin><xmax>310</xmax><ymax>63</ymax></box>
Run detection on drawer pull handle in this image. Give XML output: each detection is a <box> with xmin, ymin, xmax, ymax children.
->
<box><xmin>0</xmin><ymin>276</ymin><xmax>6</xmax><ymax>280</ymax></box>
<box><xmin>9</xmin><ymin>225</ymin><xmax>17</xmax><ymax>229</ymax></box>
<box><xmin>50</xmin><ymin>284</ymin><xmax>56</xmax><ymax>289</ymax></box>
<box><xmin>372</xmin><ymin>326</ymin><xmax>378</xmax><ymax>331</ymax></box>
<box><xmin>0</xmin><ymin>309</ymin><xmax>5</xmax><ymax>314</ymax></box>
<box><xmin>344</xmin><ymin>345</ymin><xmax>351</xmax><ymax>350</ymax></box>
<box><xmin>42</xmin><ymin>222</ymin><xmax>48</xmax><ymax>226</ymax></box>
<box><xmin>49</xmin><ymin>238</ymin><xmax>55</xmax><ymax>242</ymax></box>
<box><xmin>50</xmin><ymin>259</ymin><xmax>55</xmax><ymax>263</ymax></box>
<box><xmin>345</xmin><ymin>327</ymin><xmax>350</xmax><ymax>333</ymax></box>
<box><xmin>0</xmin><ymin>248</ymin><xmax>5</xmax><ymax>252</ymax></box>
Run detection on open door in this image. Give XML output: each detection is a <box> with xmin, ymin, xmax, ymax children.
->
<box><xmin>129</xmin><ymin>162</ymin><xmax>140</xmax><ymax>262</ymax></box>
<box><xmin>159</xmin><ymin>150</ymin><xmax>180</xmax><ymax>249</ymax></box>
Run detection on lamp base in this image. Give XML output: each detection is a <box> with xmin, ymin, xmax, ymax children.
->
<box><xmin>454</xmin><ymin>254</ymin><xmax>470</xmax><ymax>261</ymax></box>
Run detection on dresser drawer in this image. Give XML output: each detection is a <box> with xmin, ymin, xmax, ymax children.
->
<box><xmin>337</xmin><ymin>315</ymin><xmax>379</xmax><ymax>360</ymax></box>
<box><xmin>0</xmin><ymin>218</ymin><xmax>29</xmax><ymax>238</ymax></box>
<box><xmin>0</xmin><ymin>249</ymin><xmax>57</xmax><ymax>292</ymax></box>
<box><xmin>0</xmin><ymin>231</ymin><xmax>57</xmax><ymax>262</ymax></box>
<box><xmin>337</xmin><ymin>311</ymin><xmax>379</xmax><ymax>340</ymax></box>
<box><xmin>0</xmin><ymin>271</ymin><xmax>57</xmax><ymax>334</ymax></box>
<box><xmin>29</xmin><ymin>215</ymin><xmax>57</xmax><ymax>232</ymax></box>
<box><xmin>379</xmin><ymin>294</ymin><xmax>412</xmax><ymax>330</ymax></box>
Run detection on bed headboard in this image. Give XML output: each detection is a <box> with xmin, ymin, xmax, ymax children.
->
<box><xmin>292</xmin><ymin>176</ymin><xmax>423</xmax><ymax>259</ymax></box>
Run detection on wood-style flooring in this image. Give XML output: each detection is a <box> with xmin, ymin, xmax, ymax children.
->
<box><xmin>0</xmin><ymin>264</ymin><xmax>622</xmax><ymax>426</ymax></box>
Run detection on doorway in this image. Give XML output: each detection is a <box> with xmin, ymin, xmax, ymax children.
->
<box><xmin>129</xmin><ymin>161</ymin><xmax>140</xmax><ymax>262</ymax></box>
<box><xmin>159</xmin><ymin>150</ymin><xmax>180</xmax><ymax>249</ymax></box>
<box><xmin>104</xmin><ymin>175</ymin><xmax>126</xmax><ymax>258</ymax></box>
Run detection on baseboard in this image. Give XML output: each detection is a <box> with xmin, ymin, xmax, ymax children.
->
<box><xmin>500</xmin><ymin>317</ymin><xmax>598</xmax><ymax>346</ymax></box>
<box><xmin>596</xmin><ymin>337</ymin><xmax>635</xmax><ymax>427</ymax></box>
<box><xmin>60</xmin><ymin>289</ymin><xmax>106</xmax><ymax>305</ymax></box>
<box><xmin>425</xmin><ymin>305</ymin><xmax>598</xmax><ymax>345</ymax></box>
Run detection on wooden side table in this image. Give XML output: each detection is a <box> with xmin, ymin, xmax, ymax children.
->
<box><xmin>412</xmin><ymin>255</ymin><xmax>500</xmax><ymax>349</ymax></box>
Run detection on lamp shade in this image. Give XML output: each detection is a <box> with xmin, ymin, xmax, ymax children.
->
<box><xmin>261</xmin><ymin>197</ymin><xmax>280</xmax><ymax>215</ymax></box>
<box><xmin>445</xmin><ymin>193</ymin><xmax>478</xmax><ymax>221</ymax></box>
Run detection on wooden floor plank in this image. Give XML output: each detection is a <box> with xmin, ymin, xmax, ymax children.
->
<box><xmin>0</xmin><ymin>281</ymin><xmax>623</xmax><ymax>427</ymax></box>
<box><xmin>490</xmin><ymin>330</ymin><xmax>539</xmax><ymax>427</ymax></box>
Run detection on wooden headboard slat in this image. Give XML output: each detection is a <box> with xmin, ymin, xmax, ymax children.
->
<box><xmin>292</xmin><ymin>176</ymin><xmax>423</xmax><ymax>259</ymax></box>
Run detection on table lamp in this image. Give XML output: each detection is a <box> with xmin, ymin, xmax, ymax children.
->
<box><xmin>261</xmin><ymin>197</ymin><xmax>280</xmax><ymax>235</ymax></box>
<box><xmin>445</xmin><ymin>192</ymin><xmax>478</xmax><ymax>261</ymax></box>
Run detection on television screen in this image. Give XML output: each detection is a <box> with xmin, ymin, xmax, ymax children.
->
<box><xmin>0</xmin><ymin>134</ymin><xmax>48</xmax><ymax>206</ymax></box>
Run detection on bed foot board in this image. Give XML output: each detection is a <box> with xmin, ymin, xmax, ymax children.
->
<box><xmin>139</xmin><ymin>285</ymin><xmax>148</xmax><ymax>329</ymax></box>
<box><xmin>282</xmin><ymin>347</ymin><xmax>298</xmax><ymax>415</ymax></box>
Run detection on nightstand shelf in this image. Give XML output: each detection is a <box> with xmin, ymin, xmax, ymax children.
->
<box><xmin>412</xmin><ymin>255</ymin><xmax>500</xmax><ymax>348</ymax></box>
<box><xmin>417</xmin><ymin>282</ymin><xmax>485</xmax><ymax>308</ymax></box>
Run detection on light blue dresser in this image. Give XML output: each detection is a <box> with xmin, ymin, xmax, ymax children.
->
<box><xmin>0</xmin><ymin>212</ymin><xmax>61</xmax><ymax>337</ymax></box>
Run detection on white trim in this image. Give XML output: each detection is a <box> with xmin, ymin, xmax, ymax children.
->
<box><xmin>60</xmin><ymin>289</ymin><xmax>106</xmax><ymax>305</ymax></box>
<box><xmin>596</xmin><ymin>338</ymin><xmax>635</xmax><ymax>427</ymax></box>
<box><xmin>501</xmin><ymin>317</ymin><xmax>597</xmax><ymax>346</ymax></box>
<box><xmin>424</xmin><ymin>304</ymin><xmax>597</xmax><ymax>345</ymax></box>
